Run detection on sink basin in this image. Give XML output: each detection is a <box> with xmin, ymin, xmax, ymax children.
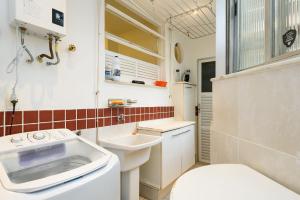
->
<box><xmin>99</xmin><ymin>134</ymin><xmax>161</xmax><ymax>172</ymax></box>
<box><xmin>100</xmin><ymin>134</ymin><xmax>161</xmax><ymax>151</ymax></box>
<box><xmin>100</xmin><ymin>134</ymin><xmax>162</xmax><ymax>200</ymax></box>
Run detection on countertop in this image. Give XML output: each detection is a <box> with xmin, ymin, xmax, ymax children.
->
<box><xmin>138</xmin><ymin>119</ymin><xmax>195</xmax><ymax>132</ymax></box>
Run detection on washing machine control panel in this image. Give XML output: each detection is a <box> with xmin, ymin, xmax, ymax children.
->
<box><xmin>10</xmin><ymin>135</ymin><xmax>24</xmax><ymax>144</ymax></box>
<box><xmin>0</xmin><ymin>129</ymin><xmax>76</xmax><ymax>151</ymax></box>
<box><xmin>33</xmin><ymin>132</ymin><xmax>46</xmax><ymax>140</ymax></box>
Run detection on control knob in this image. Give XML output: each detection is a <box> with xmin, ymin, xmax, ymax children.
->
<box><xmin>11</xmin><ymin>136</ymin><xmax>23</xmax><ymax>144</ymax></box>
<box><xmin>33</xmin><ymin>132</ymin><xmax>46</xmax><ymax>140</ymax></box>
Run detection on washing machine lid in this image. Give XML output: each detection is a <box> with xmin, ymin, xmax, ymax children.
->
<box><xmin>0</xmin><ymin>129</ymin><xmax>112</xmax><ymax>193</ymax></box>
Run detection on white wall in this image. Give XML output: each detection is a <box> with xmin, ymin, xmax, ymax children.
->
<box><xmin>215</xmin><ymin>0</ymin><xmax>227</xmax><ymax>76</ymax></box>
<box><xmin>186</xmin><ymin>34</ymin><xmax>216</xmax><ymax>83</ymax></box>
<box><xmin>0</xmin><ymin>0</ymin><xmax>172</xmax><ymax>112</ymax></box>
<box><xmin>0</xmin><ymin>0</ymin><xmax>99</xmax><ymax>111</ymax></box>
<box><xmin>170</xmin><ymin>30</ymin><xmax>216</xmax><ymax>85</ymax></box>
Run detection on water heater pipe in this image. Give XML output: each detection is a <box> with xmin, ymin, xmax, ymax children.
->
<box><xmin>20</xmin><ymin>27</ymin><xmax>34</xmax><ymax>63</ymax></box>
<box><xmin>47</xmin><ymin>36</ymin><xmax>61</xmax><ymax>66</ymax></box>
<box><xmin>37</xmin><ymin>34</ymin><xmax>54</xmax><ymax>62</ymax></box>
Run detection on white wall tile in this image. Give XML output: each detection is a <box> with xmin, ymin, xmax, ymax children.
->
<box><xmin>212</xmin><ymin>78</ymin><xmax>238</xmax><ymax>136</ymax></box>
<box><xmin>238</xmin><ymin>66</ymin><xmax>300</xmax><ymax>156</ymax></box>
<box><xmin>239</xmin><ymin>139</ymin><xmax>300</xmax><ymax>193</ymax></box>
<box><xmin>211</xmin><ymin>131</ymin><xmax>239</xmax><ymax>164</ymax></box>
<box><xmin>212</xmin><ymin>62</ymin><xmax>300</xmax><ymax>194</ymax></box>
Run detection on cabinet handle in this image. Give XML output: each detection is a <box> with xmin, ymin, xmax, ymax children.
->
<box><xmin>172</xmin><ymin>130</ymin><xmax>190</xmax><ymax>137</ymax></box>
<box><xmin>185</xmin><ymin>86</ymin><xmax>193</xmax><ymax>89</ymax></box>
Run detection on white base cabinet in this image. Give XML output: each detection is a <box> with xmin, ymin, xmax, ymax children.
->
<box><xmin>139</xmin><ymin>125</ymin><xmax>195</xmax><ymax>190</ymax></box>
<box><xmin>161</xmin><ymin>130</ymin><xmax>182</xmax><ymax>188</ymax></box>
<box><xmin>181</xmin><ymin>127</ymin><xmax>196</xmax><ymax>172</ymax></box>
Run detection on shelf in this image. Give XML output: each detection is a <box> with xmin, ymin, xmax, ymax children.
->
<box><xmin>175</xmin><ymin>82</ymin><xmax>197</xmax><ymax>86</ymax></box>
<box><xmin>106</xmin><ymin>4</ymin><xmax>165</xmax><ymax>40</ymax></box>
<box><xmin>105</xmin><ymin>50</ymin><xmax>161</xmax><ymax>82</ymax></box>
<box><xmin>105</xmin><ymin>32</ymin><xmax>165</xmax><ymax>60</ymax></box>
<box><xmin>105</xmin><ymin>80</ymin><xmax>167</xmax><ymax>89</ymax></box>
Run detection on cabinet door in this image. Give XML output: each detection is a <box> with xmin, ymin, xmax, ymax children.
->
<box><xmin>161</xmin><ymin>131</ymin><xmax>182</xmax><ymax>188</ymax></box>
<box><xmin>181</xmin><ymin>127</ymin><xmax>196</xmax><ymax>173</ymax></box>
<box><xmin>184</xmin><ymin>85</ymin><xmax>196</xmax><ymax>121</ymax></box>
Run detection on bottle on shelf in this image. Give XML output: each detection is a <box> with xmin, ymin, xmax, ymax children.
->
<box><xmin>112</xmin><ymin>56</ymin><xmax>121</xmax><ymax>81</ymax></box>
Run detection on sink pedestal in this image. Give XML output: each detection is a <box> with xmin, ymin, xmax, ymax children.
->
<box><xmin>99</xmin><ymin>134</ymin><xmax>162</xmax><ymax>200</ymax></box>
<box><xmin>121</xmin><ymin>167</ymin><xmax>140</xmax><ymax>200</ymax></box>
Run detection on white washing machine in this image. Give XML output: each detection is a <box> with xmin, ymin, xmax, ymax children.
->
<box><xmin>0</xmin><ymin>129</ymin><xmax>120</xmax><ymax>200</ymax></box>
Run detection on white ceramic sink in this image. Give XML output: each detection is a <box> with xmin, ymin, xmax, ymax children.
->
<box><xmin>100</xmin><ymin>134</ymin><xmax>161</xmax><ymax>172</ymax></box>
<box><xmin>100</xmin><ymin>134</ymin><xmax>162</xmax><ymax>200</ymax></box>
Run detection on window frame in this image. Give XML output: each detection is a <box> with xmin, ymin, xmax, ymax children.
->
<box><xmin>227</xmin><ymin>0</ymin><xmax>300</xmax><ymax>74</ymax></box>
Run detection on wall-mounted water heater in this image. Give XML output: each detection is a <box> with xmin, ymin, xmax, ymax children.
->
<box><xmin>9</xmin><ymin>0</ymin><xmax>67</xmax><ymax>38</ymax></box>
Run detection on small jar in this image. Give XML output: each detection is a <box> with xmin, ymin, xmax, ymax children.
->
<box><xmin>175</xmin><ymin>69</ymin><xmax>181</xmax><ymax>82</ymax></box>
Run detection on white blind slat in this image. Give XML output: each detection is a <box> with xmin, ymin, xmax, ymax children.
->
<box><xmin>105</xmin><ymin>50</ymin><xmax>161</xmax><ymax>84</ymax></box>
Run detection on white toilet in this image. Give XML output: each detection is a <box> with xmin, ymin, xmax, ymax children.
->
<box><xmin>170</xmin><ymin>164</ymin><xmax>300</xmax><ymax>200</ymax></box>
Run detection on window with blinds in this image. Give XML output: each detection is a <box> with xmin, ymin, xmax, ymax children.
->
<box><xmin>273</xmin><ymin>0</ymin><xmax>300</xmax><ymax>57</ymax></box>
<box><xmin>236</xmin><ymin>0</ymin><xmax>265</xmax><ymax>71</ymax></box>
<box><xmin>229</xmin><ymin>0</ymin><xmax>300</xmax><ymax>73</ymax></box>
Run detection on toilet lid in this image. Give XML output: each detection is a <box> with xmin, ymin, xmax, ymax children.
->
<box><xmin>170</xmin><ymin>164</ymin><xmax>300</xmax><ymax>200</ymax></box>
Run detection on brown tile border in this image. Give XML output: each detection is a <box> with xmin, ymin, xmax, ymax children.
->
<box><xmin>0</xmin><ymin>112</ymin><xmax>3</xmax><ymax>126</ymax></box>
<box><xmin>54</xmin><ymin>110</ymin><xmax>65</xmax><ymax>121</ymax></box>
<box><xmin>23</xmin><ymin>111</ymin><xmax>38</xmax><ymax>124</ymax></box>
<box><xmin>77</xmin><ymin>109</ymin><xmax>87</xmax><ymax>119</ymax></box>
<box><xmin>5</xmin><ymin>111</ymin><xmax>22</xmax><ymax>125</ymax></box>
<box><xmin>66</xmin><ymin>110</ymin><xmax>76</xmax><ymax>120</ymax></box>
<box><xmin>66</xmin><ymin>120</ymin><xmax>76</xmax><ymax>131</ymax></box>
<box><xmin>39</xmin><ymin>110</ymin><xmax>53</xmax><ymax>122</ymax></box>
<box><xmin>1</xmin><ymin>106</ymin><xmax>174</xmax><ymax>136</ymax></box>
<box><xmin>39</xmin><ymin>122</ymin><xmax>53</xmax><ymax>131</ymax></box>
<box><xmin>0</xmin><ymin>126</ymin><xmax>3</xmax><ymax>137</ymax></box>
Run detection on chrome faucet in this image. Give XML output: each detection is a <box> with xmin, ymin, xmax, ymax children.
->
<box><xmin>117</xmin><ymin>114</ymin><xmax>125</xmax><ymax>122</ymax></box>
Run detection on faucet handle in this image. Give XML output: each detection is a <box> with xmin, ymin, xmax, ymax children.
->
<box><xmin>117</xmin><ymin>114</ymin><xmax>125</xmax><ymax>122</ymax></box>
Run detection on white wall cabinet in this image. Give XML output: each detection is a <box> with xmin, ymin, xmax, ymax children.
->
<box><xmin>173</xmin><ymin>82</ymin><xmax>196</xmax><ymax>122</ymax></box>
<box><xmin>139</xmin><ymin>125</ymin><xmax>195</xmax><ymax>190</ymax></box>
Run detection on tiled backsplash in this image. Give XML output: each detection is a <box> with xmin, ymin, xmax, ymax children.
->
<box><xmin>0</xmin><ymin>107</ymin><xmax>174</xmax><ymax>137</ymax></box>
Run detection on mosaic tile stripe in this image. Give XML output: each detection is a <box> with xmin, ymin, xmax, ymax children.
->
<box><xmin>0</xmin><ymin>106</ymin><xmax>174</xmax><ymax>136</ymax></box>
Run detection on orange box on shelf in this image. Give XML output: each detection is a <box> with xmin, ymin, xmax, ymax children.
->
<box><xmin>154</xmin><ymin>81</ymin><xmax>168</xmax><ymax>87</ymax></box>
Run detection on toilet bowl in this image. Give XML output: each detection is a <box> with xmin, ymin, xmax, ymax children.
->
<box><xmin>170</xmin><ymin>164</ymin><xmax>300</xmax><ymax>200</ymax></box>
